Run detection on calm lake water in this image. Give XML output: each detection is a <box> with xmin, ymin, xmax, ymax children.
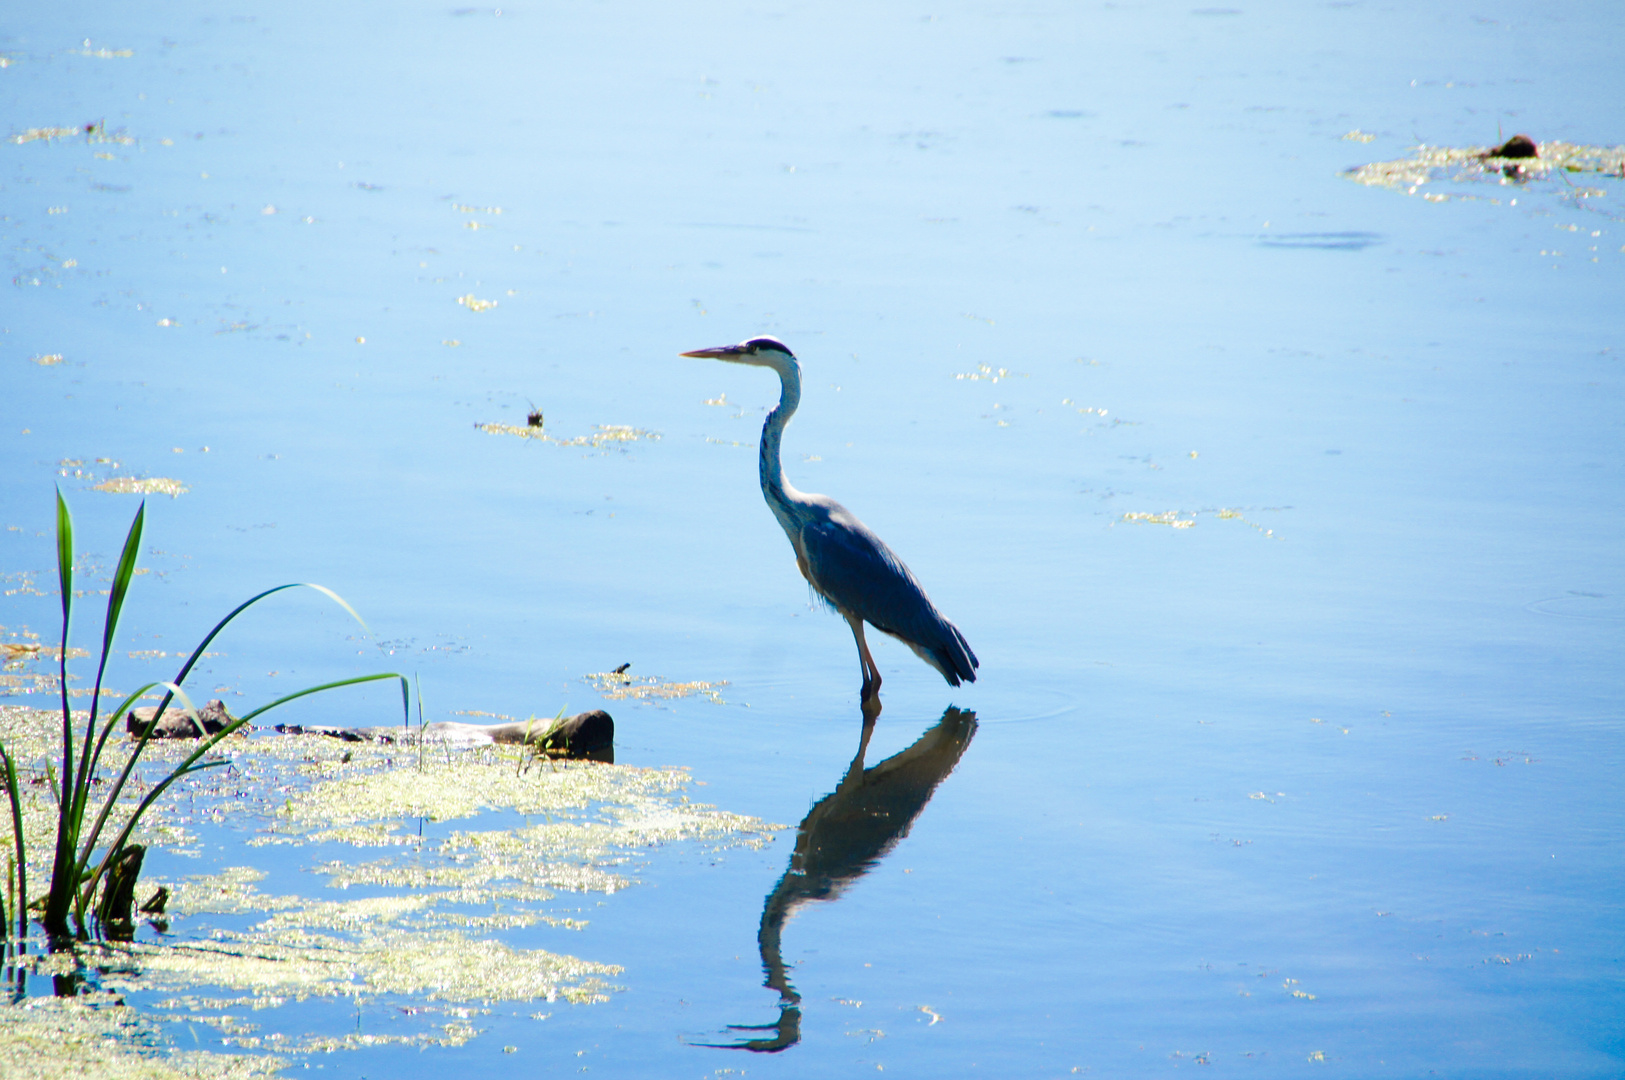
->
<box><xmin>3</xmin><ymin>0</ymin><xmax>1623</xmax><ymax>1076</ymax></box>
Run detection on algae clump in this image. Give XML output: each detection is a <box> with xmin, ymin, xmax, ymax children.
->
<box><xmin>0</xmin><ymin>706</ymin><xmax>778</xmax><ymax>1070</ymax></box>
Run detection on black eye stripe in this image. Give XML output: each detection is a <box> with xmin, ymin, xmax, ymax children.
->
<box><xmin>744</xmin><ymin>335</ymin><xmax>793</xmax><ymax>356</ymax></box>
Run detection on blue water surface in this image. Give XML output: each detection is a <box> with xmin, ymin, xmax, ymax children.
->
<box><xmin>2</xmin><ymin>0</ymin><xmax>1622</xmax><ymax>1076</ymax></box>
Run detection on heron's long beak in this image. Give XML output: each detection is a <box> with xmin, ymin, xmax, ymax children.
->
<box><xmin>680</xmin><ymin>344</ymin><xmax>747</xmax><ymax>359</ymax></box>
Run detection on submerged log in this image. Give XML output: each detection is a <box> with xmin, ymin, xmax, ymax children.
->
<box><xmin>274</xmin><ymin>710</ymin><xmax>615</xmax><ymax>761</ymax></box>
<box><xmin>520</xmin><ymin>709</ymin><xmax>615</xmax><ymax>761</ymax></box>
<box><xmin>97</xmin><ymin>843</ymin><xmax>145</xmax><ymax>940</ymax></box>
<box><xmin>273</xmin><ymin>722</ymin><xmax>371</xmax><ymax>742</ymax></box>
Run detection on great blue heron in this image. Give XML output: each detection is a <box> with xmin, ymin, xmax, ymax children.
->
<box><xmin>681</xmin><ymin>336</ymin><xmax>978</xmax><ymax>708</ymax></box>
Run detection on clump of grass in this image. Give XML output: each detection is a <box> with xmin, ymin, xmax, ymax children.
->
<box><xmin>0</xmin><ymin>492</ymin><xmax>407</xmax><ymax>942</ymax></box>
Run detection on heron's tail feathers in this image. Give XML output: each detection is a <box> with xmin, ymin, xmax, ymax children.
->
<box><xmin>906</xmin><ymin>617</ymin><xmax>979</xmax><ymax>687</ymax></box>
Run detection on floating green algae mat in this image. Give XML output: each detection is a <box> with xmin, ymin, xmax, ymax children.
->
<box><xmin>1345</xmin><ymin>139</ymin><xmax>1625</xmax><ymax>204</ymax></box>
<box><xmin>473</xmin><ymin>422</ymin><xmax>659</xmax><ymax>449</ymax></box>
<box><xmin>0</xmin><ymin>989</ymin><xmax>291</xmax><ymax>1080</ymax></box>
<box><xmin>0</xmin><ymin>705</ymin><xmax>778</xmax><ymax>1072</ymax></box>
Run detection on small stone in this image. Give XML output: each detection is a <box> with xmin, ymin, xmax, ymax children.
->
<box><xmin>127</xmin><ymin>698</ymin><xmax>240</xmax><ymax>738</ymax></box>
<box><xmin>1483</xmin><ymin>133</ymin><xmax>1538</xmax><ymax>159</ymax></box>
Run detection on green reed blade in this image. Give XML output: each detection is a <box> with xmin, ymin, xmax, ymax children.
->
<box><xmin>0</xmin><ymin>743</ymin><xmax>25</xmax><ymax>940</ymax></box>
<box><xmin>73</xmin><ymin>502</ymin><xmax>146</xmax><ymax>838</ymax></box>
<box><xmin>238</xmin><ymin>672</ymin><xmax>409</xmax><ymax>725</ymax></box>
<box><xmin>72</xmin><ymin>681</ymin><xmax>199</xmax><ymax>892</ymax></box>
<box><xmin>46</xmin><ymin>491</ymin><xmax>77</xmax><ymax>938</ymax></box>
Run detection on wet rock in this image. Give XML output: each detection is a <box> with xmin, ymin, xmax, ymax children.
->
<box><xmin>1483</xmin><ymin>133</ymin><xmax>1538</xmax><ymax>159</ymax></box>
<box><xmin>128</xmin><ymin>698</ymin><xmax>239</xmax><ymax>738</ymax></box>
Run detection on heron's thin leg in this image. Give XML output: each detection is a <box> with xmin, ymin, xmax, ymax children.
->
<box><xmin>838</xmin><ymin>712</ymin><xmax>878</xmax><ymax>792</ymax></box>
<box><xmin>844</xmin><ymin>614</ymin><xmax>882</xmax><ymax>706</ymax></box>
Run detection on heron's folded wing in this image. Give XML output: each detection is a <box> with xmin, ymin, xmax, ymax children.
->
<box><xmin>800</xmin><ymin>519</ymin><xmax>930</xmax><ymax>631</ymax></box>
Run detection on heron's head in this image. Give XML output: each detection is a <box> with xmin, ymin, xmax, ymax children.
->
<box><xmin>680</xmin><ymin>336</ymin><xmax>796</xmax><ymax>368</ymax></box>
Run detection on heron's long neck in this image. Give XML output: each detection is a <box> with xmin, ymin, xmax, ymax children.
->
<box><xmin>759</xmin><ymin>357</ymin><xmax>805</xmax><ymax>534</ymax></box>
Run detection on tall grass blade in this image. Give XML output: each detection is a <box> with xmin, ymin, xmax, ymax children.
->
<box><xmin>78</xmin><ymin>672</ymin><xmax>408</xmax><ymax>928</ymax></box>
<box><xmin>236</xmin><ymin>672</ymin><xmax>410</xmax><ymax>726</ymax></box>
<box><xmin>87</xmin><ymin>580</ymin><xmax>388</xmax><ymax>815</ymax></box>
<box><xmin>80</xmin><ymin>680</ymin><xmax>184</xmax><ymax>821</ymax></box>
<box><xmin>70</xmin><ymin>681</ymin><xmax>199</xmax><ymax>926</ymax></box>
<box><xmin>46</xmin><ymin>491</ymin><xmax>77</xmax><ymax>937</ymax></box>
<box><xmin>71</xmin><ymin>502</ymin><xmax>145</xmax><ymax>856</ymax></box>
<box><xmin>99</xmin><ymin>501</ymin><xmax>145</xmax><ymax>666</ymax></box>
<box><xmin>31</xmin><ymin>497</ymin><xmax>409</xmax><ymax>938</ymax></box>
<box><xmin>158</xmin><ymin>582</ymin><xmax>376</xmax><ymax>708</ymax></box>
<box><xmin>415</xmin><ymin>673</ymin><xmax>426</xmax><ymax>770</ymax></box>
<box><xmin>74</xmin><ymin>580</ymin><xmax>394</xmax><ymax>931</ymax></box>
<box><xmin>0</xmin><ymin>744</ymin><xmax>24</xmax><ymax>940</ymax></box>
<box><xmin>295</xmin><ymin>583</ymin><xmax>374</xmax><ymax>638</ymax></box>
<box><xmin>81</xmin><ymin>580</ymin><xmax>387</xmax><ymax>850</ymax></box>
<box><xmin>53</xmin><ymin>490</ymin><xmax>74</xmax><ymax>812</ymax></box>
<box><xmin>53</xmin><ymin>489</ymin><xmax>72</xmax><ymax>633</ymax></box>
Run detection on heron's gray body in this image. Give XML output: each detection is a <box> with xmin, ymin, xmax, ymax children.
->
<box><xmin>779</xmin><ymin>492</ymin><xmax>977</xmax><ymax>688</ymax></box>
<box><xmin>684</xmin><ymin>336</ymin><xmax>978</xmax><ymax>701</ymax></box>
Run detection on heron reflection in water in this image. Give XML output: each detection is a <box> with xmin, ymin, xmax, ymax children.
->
<box><xmin>701</xmin><ymin>707</ymin><xmax>978</xmax><ymax>1052</ymax></box>
<box><xmin>682</xmin><ymin>337</ymin><xmax>978</xmax><ymax>714</ymax></box>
